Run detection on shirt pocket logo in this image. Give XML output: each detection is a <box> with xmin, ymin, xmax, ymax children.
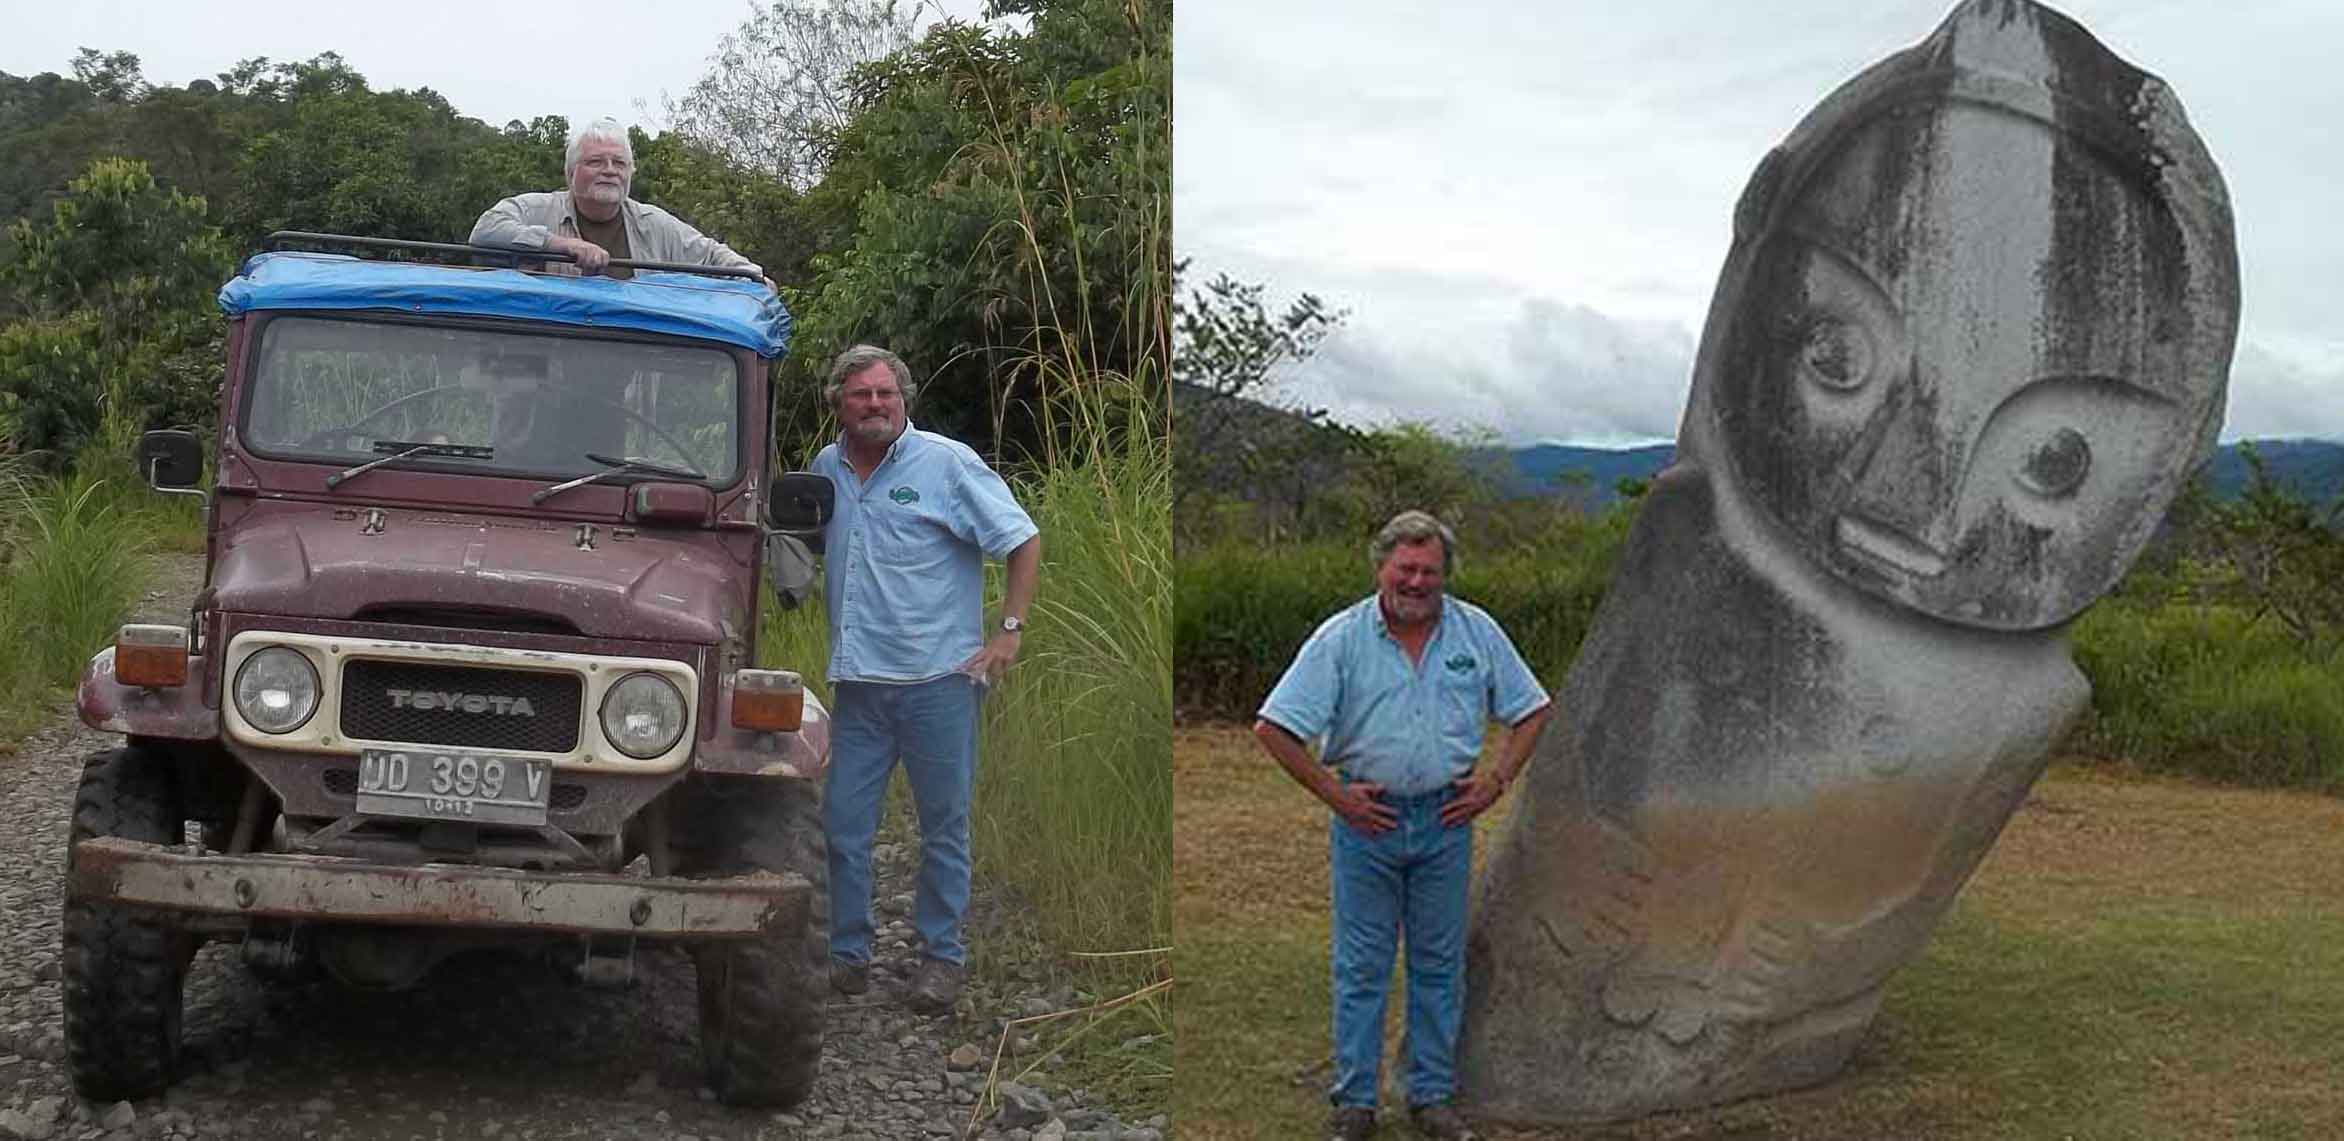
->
<box><xmin>889</xmin><ymin>485</ymin><xmax>921</xmax><ymax>505</ymax></box>
<box><xmin>1438</xmin><ymin>665</ymin><xmax>1485</xmax><ymax>739</ymax></box>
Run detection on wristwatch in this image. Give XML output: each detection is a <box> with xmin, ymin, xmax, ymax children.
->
<box><xmin>1000</xmin><ymin>615</ymin><xmax>1025</xmax><ymax>634</ymax></box>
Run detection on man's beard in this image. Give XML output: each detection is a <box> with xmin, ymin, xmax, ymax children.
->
<box><xmin>847</xmin><ymin>415</ymin><xmax>902</xmax><ymax>446</ymax></box>
<box><xmin>1385</xmin><ymin>588</ymin><xmax>1439</xmax><ymax>624</ymax></box>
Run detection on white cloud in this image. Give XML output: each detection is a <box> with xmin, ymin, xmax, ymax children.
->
<box><xmin>2222</xmin><ymin>340</ymin><xmax>2344</xmax><ymax>441</ymax></box>
<box><xmin>1178</xmin><ymin>0</ymin><xmax>2344</xmax><ymax>446</ymax></box>
<box><xmin>1285</xmin><ymin>299</ymin><xmax>1694</xmax><ymax>447</ymax></box>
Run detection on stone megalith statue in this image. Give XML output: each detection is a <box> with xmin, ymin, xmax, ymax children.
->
<box><xmin>1456</xmin><ymin>0</ymin><xmax>2236</xmax><ymax>1124</ymax></box>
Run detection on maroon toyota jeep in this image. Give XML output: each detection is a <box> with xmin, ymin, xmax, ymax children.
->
<box><xmin>65</xmin><ymin>234</ymin><xmax>835</xmax><ymax>1107</ymax></box>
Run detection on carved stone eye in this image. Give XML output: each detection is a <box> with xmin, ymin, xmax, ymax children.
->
<box><xmin>1799</xmin><ymin>316</ymin><xmax>1873</xmax><ymax>392</ymax></box>
<box><xmin>2016</xmin><ymin>426</ymin><xmax>2091</xmax><ymax>498</ymax></box>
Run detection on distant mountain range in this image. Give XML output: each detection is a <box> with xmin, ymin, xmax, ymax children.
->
<box><xmin>1489</xmin><ymin>439</ymin><xmax>2344</xmax><ymax>508</ymax></box>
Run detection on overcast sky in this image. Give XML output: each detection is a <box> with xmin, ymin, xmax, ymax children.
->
<box><xmin>1</xmin><ymin>0</ymin><xmax>988</xmax><ymax>135</ymax></box>
<box><xmin>1176</xmin><ymin>0</ymin><xmax>2344</xmax><ymax>446</ymax></box>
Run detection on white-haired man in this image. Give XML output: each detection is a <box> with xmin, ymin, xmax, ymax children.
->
<box><xmin>471</xmin><ymin>117</ymin><xmax>763</xmax><ymax>282</ymax></box>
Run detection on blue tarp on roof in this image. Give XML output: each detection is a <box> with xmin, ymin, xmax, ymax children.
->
<box><xmin>218</xmin><ymin>252</ymin><xmax>793</xmax><ymax>358</ymax></box>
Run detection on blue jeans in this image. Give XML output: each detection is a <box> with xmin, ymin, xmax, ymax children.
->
<box><xmin>825</xmin><ymin>675</ymin><xmax>981</xmax><ymax>967</ymax></box>
<box><xmin>1329</xmin><ymin>787</ymin><xmax>1473</xmax><ymax>1110</ymax></box>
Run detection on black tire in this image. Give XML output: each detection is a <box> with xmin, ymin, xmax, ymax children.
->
<box><xmin>60</xmin><ymin>745</ymin><xmax>193</xmax><ymax>1101</ymax></box>
<box><xmin>669</xmin><ymin>775</ymin><xmax>827</xmax><ymax>1108</ymax></box>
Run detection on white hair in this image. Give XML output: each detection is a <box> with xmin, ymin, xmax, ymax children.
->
<box><xmin>564</xmin><ymin>117</ymin><xmax>634</xmax><ymax>172</ymax></box>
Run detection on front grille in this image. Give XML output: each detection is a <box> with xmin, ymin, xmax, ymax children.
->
<box><xmin>340</xmin><ymin>659</ymin><xmax>582</xmax><ymax>753</ymax></box>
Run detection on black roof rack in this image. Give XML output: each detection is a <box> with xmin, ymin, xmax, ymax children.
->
<box><xmin>263</xmin><ymin>231</ymin><xmax>763</xmax><ymax>282</ymax></box>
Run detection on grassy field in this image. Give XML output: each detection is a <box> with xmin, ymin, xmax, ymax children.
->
<box><xmin>1174</xmin><ymin>724</ymin><xmax>2344</xmax><ymax>1139</ymax></box>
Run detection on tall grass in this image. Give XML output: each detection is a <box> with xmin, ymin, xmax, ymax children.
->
<box><xmin>0</xmin><ymin>459</ymin><xmax>155</xmax><ymax>739</ymax></box>
<box><xmin>978</xmin><ymin>413</ymin><xmax>1170</xmax><ymax>957</ymax></box>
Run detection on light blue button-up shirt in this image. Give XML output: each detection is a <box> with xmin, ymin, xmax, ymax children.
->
<box><xmin>810</xmin><ymin>424</ymin><xmax>1039</xmax><ymax>684</ymax></box>
<box><xmin>1259</xmin><ymin>594</ymin><xmax>1549</xmax><ymax>797</ymax></box>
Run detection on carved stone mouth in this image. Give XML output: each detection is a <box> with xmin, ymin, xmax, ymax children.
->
<box><xmin>1835</xmin><ymin>514</ymin><xmax>1947</xmax><ymax>578</ymax></box>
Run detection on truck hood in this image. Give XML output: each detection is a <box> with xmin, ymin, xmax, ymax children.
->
<box><xmin>208</xmin><ymin>506</ymin><xmax>748</xmax><ymax>644</ymax></box>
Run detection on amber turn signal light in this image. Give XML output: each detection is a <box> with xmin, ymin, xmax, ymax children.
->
<box><xmin>115</xmin><ymin>624</ymin><xmax>189</xmax><ymax>688</ymax></box>
<box><xmin>731</xmin><ymin>669</ymin><xmax>805</xmax><ymax>732</ymax></box>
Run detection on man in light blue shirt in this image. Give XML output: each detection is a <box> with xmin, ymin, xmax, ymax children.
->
<box><xmin>808</xmin><ymin>344</ymin><xmax>1040</xmax><ymax>1015</ymax></box>
<box><xmin>1255</xmin><ymin>510</ymin><xmax>1551</xmax><ymax>1141</ymax></box>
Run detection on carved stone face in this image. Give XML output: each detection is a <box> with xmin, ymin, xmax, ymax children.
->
<box><xmin>1704</xmin><ymin>10</ymin><xmax>2234</xmax><ymax>630</ymax></box>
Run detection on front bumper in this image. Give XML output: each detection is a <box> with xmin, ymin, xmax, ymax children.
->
<box><xmin>68</xmin><ymin>837</ymin><xmax>806</xmax><ymax>939</ymax></box>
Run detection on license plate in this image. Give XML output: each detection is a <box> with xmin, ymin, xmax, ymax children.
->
<box><xmin>355</xmin><ymin>749</ymin><xmax>551</xmax><ymax>826</ymax></box>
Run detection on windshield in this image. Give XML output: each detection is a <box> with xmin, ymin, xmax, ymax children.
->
<box><xmin>243</xmin><ymin>316</ymin><xmax>742</xmax><ymax>483</ymax></box>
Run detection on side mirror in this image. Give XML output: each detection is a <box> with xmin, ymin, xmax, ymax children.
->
<box><xmin>139</xmin><ymin>430</ymin><xmax>204</xmax><ymax>490</ymax></box>
<box><xmin>768</xmin><ymin>471</ymin><xmax>834</xmax><ymax>551</ymax></box>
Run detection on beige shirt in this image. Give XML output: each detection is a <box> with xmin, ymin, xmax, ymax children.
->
<box><xmin>468</xmin><ymin>191</ymin><xmax>760</xmax><ymax>276</ymax></box>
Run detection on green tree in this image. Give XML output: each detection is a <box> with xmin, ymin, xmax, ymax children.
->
<box><xmin>2203</xmin><ymin>442</ymin><xmax>2344</xmax><ymax>658</ymax></box>
<box><xmin>630</xmin><ymin>128</ymin><xmax>817</xmax><ymax>292</ymax></box>
<box><xmin>69</xmin><ymin>49</ymin><xmax>146</xmax><ymax>103</ymax></box>
<box><xmin>1170</xmin><ymin>267</ymin><xmax>1349</xmax><ymax>544</ymax></box>
<box><xmin>226</xmin><ymin>55</ymin><xmax>537</xmax><ymax>244</ymax></box>
<box><xmin>1336</xmin><ymin>422</ymin><xmax>1503</xmax><ymax>538</ymax></box>
<box><xmin>782</xmin><ymin>0</ymin><xmax>1169</xmax><ymax>462</ymax></box>
<box><xmin>0</xmin><ymin>158</ymin><xmax>232</xmax><ymax>464</ymax></box>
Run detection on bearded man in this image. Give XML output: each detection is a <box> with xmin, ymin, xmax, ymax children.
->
<box><xmin>1255</xmin><ymin>510</ymin><xmax>1552</xmax><ymax>1141</ymax></box>
<box><xmin>808</xmin><ymin>344</ymin><xmax>1041</xmax><ymax>1014</ymax></box>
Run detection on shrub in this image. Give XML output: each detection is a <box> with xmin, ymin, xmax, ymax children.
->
<box><xmin>2070</xmin><ymin>600</ymin><xmax>2344</xmax><ymax>792</ymax></box>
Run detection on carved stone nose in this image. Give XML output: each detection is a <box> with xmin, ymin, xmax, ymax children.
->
<box><xmin>1834</xmin><ymin>389</ymin><xmax>1965</xmax><ymax>579</ymax></box>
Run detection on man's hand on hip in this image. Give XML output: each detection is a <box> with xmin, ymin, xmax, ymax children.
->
<box><xmin>958</xmin><ymin>631</ymin><xmax>1022</xmax><ymax>686</ymax></box>
<box><xmin>1330</xmin><ymin>781</ymin><xmax>1398</xmax><ymax>835</ymax></box>
<box><xmin>1441</xmin><ymin>771</ymin><xmax>1507</xmax><ymax>827</ymax></box>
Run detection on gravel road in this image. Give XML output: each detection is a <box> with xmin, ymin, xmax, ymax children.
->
<box><xmin>0</xmin><ymin>555</ymin><xmax>1164</xmax><ymax>1141</ymax></box>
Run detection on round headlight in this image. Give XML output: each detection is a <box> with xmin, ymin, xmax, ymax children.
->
<box><xmin>600</xmin><ymin>672</ymin><xmax>686</xmax><ymax>759</ymax></box>
<box><xmin>233</xmin><ymin>646</ymin><xmax>320</xmax><ymax>734</ymax></box>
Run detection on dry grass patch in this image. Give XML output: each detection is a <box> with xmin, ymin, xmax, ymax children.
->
<box><xmin>1176</xmin><ymin>725</ymin><xmax>2344</xmax><ymax>1139</ymax></box>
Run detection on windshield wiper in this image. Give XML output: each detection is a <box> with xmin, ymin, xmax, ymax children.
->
<box><xmin>531</xmin><ymin>452</ymin><xmax>707</xmax><ymax>505</ymax></box>
<box><xmin>327</xmin><ymin>440</ymin><xmax>495</xmax><ymax>489</ymax></box>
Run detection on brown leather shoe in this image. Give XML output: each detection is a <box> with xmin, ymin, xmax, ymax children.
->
<box><xmin>830</xmin><ymin>960</ymin><xmax>870</xmax><ymax>996</ymax></box>
<box><xmin>906</xmin><ymin>957</ymin><xmax>965</xmax><ymax>1014</ymax></box>
<box><xmin>1409</xmin><ymin>1102</ymin><xmax>1481</xmax><ymax>1140</ymax></box>
<box><xmin>1328</xmin><ymin>1106</ymin><xmax>1377</xmax><ymax>1141</ymax></box>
